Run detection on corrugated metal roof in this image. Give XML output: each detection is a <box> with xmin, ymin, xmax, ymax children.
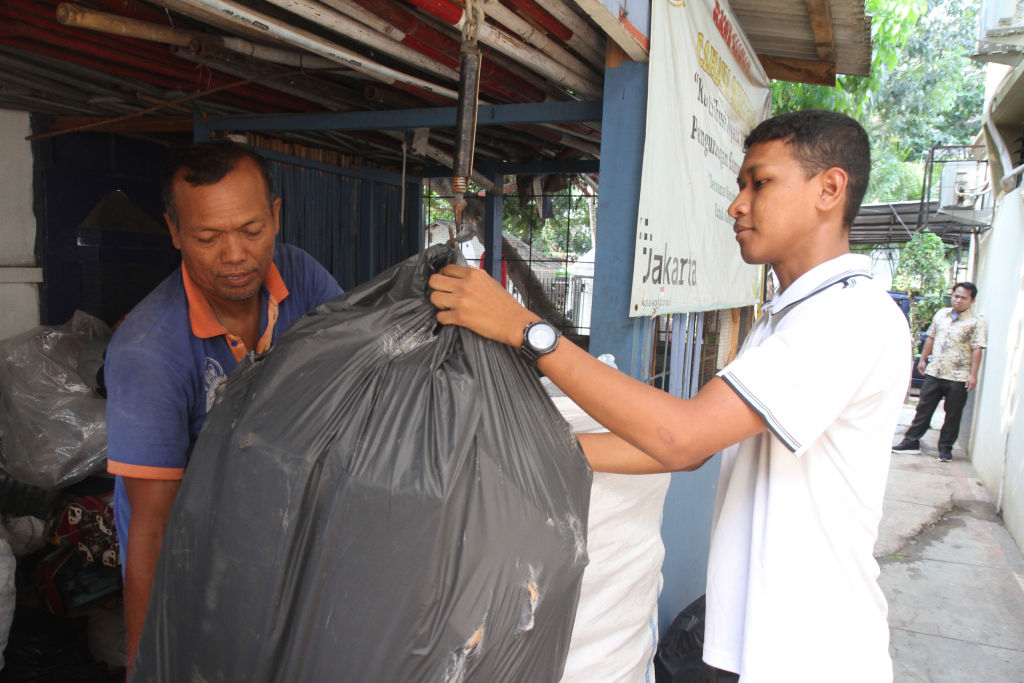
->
<box><xmin>850</xmin><ymin>201</ymin><xmax>977</xmax><ymax>246</ymax></box>
<box><xmin>730</xmin><ymin>0</ymin><xmax>872</xmax><ymax>78</ymax></box>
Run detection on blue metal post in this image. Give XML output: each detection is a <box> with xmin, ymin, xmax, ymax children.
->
<box><xmin>193</xmin><ymin>109</ymin><xmax>210</xmax><ymax>142</ymax></box>
<box><xmin>410</xmin><ymin>177</ymin><xmax>425</xmax><ymax>255</ymax></box>
<box><xmin>589</xmin><ymin>60</ymin><xmax>648</xmax><ymax>376</ymax></box>
<box><xmin>482</xmin><ymin>165</ymin><xmax>503</xmax><ymax>280</ymax></box>
<box><xmin>359</xmin><ymin>179</ymin><xmax>375</xmax><ymax>283</ymax></box>
<box><xmin>589</xmin><ymin>58</ymin><xmax>722</xmax><ymax>637</ymax></box>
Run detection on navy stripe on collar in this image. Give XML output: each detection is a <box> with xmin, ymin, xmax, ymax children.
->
<box><xmin>770</xmin><ymin>270</ymin><xmax>871</xmax><ymax>316</ymax></box>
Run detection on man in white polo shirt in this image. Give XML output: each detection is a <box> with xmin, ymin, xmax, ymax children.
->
<box><xmin>429</xmin><ymin>109</ymin><xmax>909</xmax><ymax>682</ymax></box>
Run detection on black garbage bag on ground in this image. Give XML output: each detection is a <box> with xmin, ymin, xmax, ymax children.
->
<box><xmin>133</xmin><ymin>245</ymin><xmax>593</xmax><ymax>683</ymax></box>
<box><xmin>655</xmin><ymin>595</ymin><xmax>718</xmax><ymax>683</ymax></box>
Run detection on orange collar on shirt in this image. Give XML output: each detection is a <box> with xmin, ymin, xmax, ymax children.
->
<box><xmin>181</xmin><ymin>261</ymin><xmax>290</xmax><ymax>361</ymax></box>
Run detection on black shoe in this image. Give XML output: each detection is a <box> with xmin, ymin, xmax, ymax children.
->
<box><xmin>892</xmin><ymin>440</ymin><xmax>921</xmax><ymax>454</ymax></box>
<box><xmin>938</xmin><ymin>452</ymin><xmax>953</xmax><ymax>462</ymax></box>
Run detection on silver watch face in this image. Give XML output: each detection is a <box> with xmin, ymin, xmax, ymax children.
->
<box><xmin>527</xmin><ymin>322</ymin><xmax>558</xmax><ymax>351</ymax></box>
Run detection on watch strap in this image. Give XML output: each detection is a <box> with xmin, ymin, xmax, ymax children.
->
<box><xmin>518</xmin><ymin>320</ymin><xmax>560</xmax><ymax>365</ymax></box>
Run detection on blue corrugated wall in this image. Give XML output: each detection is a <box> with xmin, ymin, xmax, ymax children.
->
<box><xmin>267</xmin><ymin>152</ymin><xmax>423</xmax><ymax>291</ymax></box>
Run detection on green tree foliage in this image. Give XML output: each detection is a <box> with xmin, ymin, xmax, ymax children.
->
<box><xmin>895</xmin><ymin>231</ymin><xmax>949</xmax><ymax>330</ymax></box>
<box><xmin>771</xmin><ymin>0</ymin><xmax>925</xmax><ymax>117</ymax></box>
<box><xmin>912</xmin><ymin>293</ymin><xmax>945</xmax><ymax>333</ymax></box>
<box><xmin>772</xmin><ymin>0</ymin><xmax>986</xmax><ymax>204</ymax></box>
<box><xmin>502</xmin><ymin>188</ymin><xmax>593</xmax><ymax>260</ymax></box>
<box><xmin>872</xmin><ymin>0</ymin><xmax>986</xmax><ymax>160</ymax></box>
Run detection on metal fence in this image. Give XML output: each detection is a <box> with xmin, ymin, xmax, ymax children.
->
<box><xmin>423</xmin><ymin>177</ymin><xmax>597</xmax><ymax>339</ymax></box>
<box><xmin>270</xmin><ymin>154</ymin><xmax>422</xmax><ymax>291</ymax></box>
<box><xmin>641</xmin><ymin>307</ymin><xmax>756</xmax><ymax>398</ymax></box>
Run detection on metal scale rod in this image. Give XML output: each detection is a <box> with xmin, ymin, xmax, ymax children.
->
<box><xmin>450</xmin><ymin>0</ymin><xmax>483</xmax><ymax>246</ymax></box>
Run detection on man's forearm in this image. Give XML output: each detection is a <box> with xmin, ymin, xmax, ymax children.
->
<box><xmin>429</xmin><ymin>264</ymin><xmax>765</xmax><ymax>471</ymax></box>
<box><xmin>578</xmin><ymin>432</ymin><xmax>677</xmax><ymax>474</ymax></box>
<box><xmin>967</xmin><ymin>347</ymin><xmax>983</xmax><ymax>390</ymax></box>
<box><xmin>536</xmin><ymin>340</ymin><xmax>764</xmax><ymax>470</ymax></box>
<box><xmin>121</xmin><ymin>476</ymin><xmax>181</xmax><ymax>675</ymax></box>
<box><xmin>124</xmin><ymin>530</ymin><xmax>164</xmax><ymax>672</ymax></box>
<box><xmin>919</xmin><ymin>337</ymin><xmax>934</xmax><ymax>363</ymax></box>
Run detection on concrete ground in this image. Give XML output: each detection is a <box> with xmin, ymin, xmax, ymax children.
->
<box><xmin>879</xmin><ymin>403</ymin><xmax>1024</xmax><ymax>683</ymax></box>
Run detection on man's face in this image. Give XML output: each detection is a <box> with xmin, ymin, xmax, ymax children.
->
<box><xmin>951</xmin><ymin>286</ymin><xmax>974</xmax><ymax>313</ymax></box>
<box><xmin>166</xmin><ymin>159</ymin><xmax>280</xmax><ymax>305</ymax></box>
<box><xmin>727</xmin><ymin>139</ymin><xmax>824</xmax><ymax>265</ymax></box>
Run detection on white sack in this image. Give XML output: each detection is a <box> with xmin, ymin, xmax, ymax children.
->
<box><xmin>554</xmin><ymin>395</ymin><xmax>671</xmax><ymax>683</ymax></box>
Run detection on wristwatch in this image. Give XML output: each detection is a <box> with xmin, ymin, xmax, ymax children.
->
<box><xmin>519</xmin><ymin>320</ymin><xmax>561</xmax><ymax>365</ymax></box>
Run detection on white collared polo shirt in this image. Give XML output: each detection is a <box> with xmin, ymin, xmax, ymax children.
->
<box><xmin>703</xmin><ymin>253</ymin><xmax>910</xmax><ymax>682</ymax></box>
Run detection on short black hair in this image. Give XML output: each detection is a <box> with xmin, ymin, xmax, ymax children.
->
<box><xmin>744</xmin><ymin>109</ymin><xmax>871</xmax><ymax>228</ymax></box>
<box><xmin>953</xmin><ymin>282</ymin><xmax>978</xmax><ymax>299</ymax></box>
<box><xmin>161</xmin><ymin>140</ymin><xmax>275</xmax><ymax>224</ymax></box>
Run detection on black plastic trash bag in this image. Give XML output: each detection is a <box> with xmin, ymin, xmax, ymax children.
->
<box><xmin>655</xmin><ymin>595</ymin><xmax>719</xmax><ymax>683</ymax></box>
<box><xmin>134</xmin><ymin>245</ymin><xmax>593</xmax><ymax>683</ymax></box>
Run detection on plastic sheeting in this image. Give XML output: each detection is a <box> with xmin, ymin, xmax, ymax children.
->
<box><xmin>0</xmin><ymin>311</ymin><xmax>110</xmax><ymax>489</ymax></box>
<box><xmin>0</xmin><ymin>539</ymin><xmax>13</xmax><ymax>671</ymax></box>
<box><xmin>134</xmin><ymin>244</ymin><xmax>593</xmax><ymax>683</ymax></box>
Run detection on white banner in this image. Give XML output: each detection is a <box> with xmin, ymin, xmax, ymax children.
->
<box><xmin>629</xmin><ymin>0</ymin><xmax>771</xmax><ymax>316</ymax></box>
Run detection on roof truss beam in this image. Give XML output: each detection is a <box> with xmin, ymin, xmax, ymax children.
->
<box><xmin>758</xmin><ymin>54</ymin><xmax>836</xmax><ymax>86</ymax></box>
<box><xmin>805</xmin><ymin>0</ymin><xmax>836</xmax><ymax>64</ymax></box>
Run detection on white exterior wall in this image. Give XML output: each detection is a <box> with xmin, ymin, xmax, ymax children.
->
<box><xmin>969</xmin><ymin>188</ymin><xmax>1024</xmax><ymax>544</ymax></box>
<box><xmin>0</xmin><ymin>109</ymin><xmax>40</xmax><ymax>340</ymax></box>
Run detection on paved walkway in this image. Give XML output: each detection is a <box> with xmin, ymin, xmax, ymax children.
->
<box><xmin>879</xmin><ymin>405</ymin><xmax>1024</xmax><ymax>682</ymax></box>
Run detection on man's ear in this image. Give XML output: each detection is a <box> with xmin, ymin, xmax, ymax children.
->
<box><xmin>271</xmin><ymin>197</ymin><xmax>281</xmax><ymax>238</ymax></box>
<box><xmin>165</xmin><ymin>213</ymin><xmax>181</xmax><ymax>250</ymax></box>
<box><xmin>816</xmin><ymin>167</ymin><xmax>849</xmax><ymax>216</ymax></box>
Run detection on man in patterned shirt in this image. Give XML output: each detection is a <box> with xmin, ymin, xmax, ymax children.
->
<box><xmin>893</xmin><ymin>282</ymin><xmax>987</xmax><ymax>462</ymax></box>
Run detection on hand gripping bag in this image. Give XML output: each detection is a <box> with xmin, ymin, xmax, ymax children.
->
<box><xmin>133</xmin><ymin>245</ymin><xmax>593</xmax><ymax>683</ymax></box>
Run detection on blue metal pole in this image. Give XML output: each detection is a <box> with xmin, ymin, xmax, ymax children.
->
<box><xmin>199</xmin><ymin>101</ymin><xmax>602</xmax><ymax>134</ymax></box>
<box><xmin>482</xmin><ymin>165</ymin><xmax>503</xmax><ymax>280</ymax></box>
<box><xmin>193</xmin><ymin>109</ymin><xmax>210</xmax><ymax>143</ymax></box>
<box><xmin>589</xmin><ymin>60</ymin><xmax>648</xmax><ymax>377</ymax></box>
<box><xmin>589</xmin><ymin>57</ymin><xmax>722</xmax><ymax>639</ymax></box>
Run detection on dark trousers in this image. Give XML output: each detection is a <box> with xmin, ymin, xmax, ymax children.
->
<box><xmin>905</xmin><ymin>375</ymin><xmax>969</xmax><ymax>452</ymax></box>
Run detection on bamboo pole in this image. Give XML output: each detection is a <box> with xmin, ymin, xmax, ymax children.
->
<box><xmin>56</xmin><ymin>3</ymin><xmax>197</xmax><ymax>46</ymax></box>
<box><xmin>169</xmin><ymin>0</ymin><xmax>460</xmax><ymax>97</ymax></box>
<box><xmin>473</xmin><ymin>18</ymin><xmax>600</xmax><ymax>98</ymax></box>
<box><xmin>479</xmin><ymin>0</ymin><xmax>598</xmax><ymax>84</ymax></box>
<box><xmin>527</xmin><ymin>0</ymin><xmax>605</xmax><ymax>68</ymax></box>
<box><xmin>151</xmin><ymin>0</ymin><xmax>295</xmax><ymax>47</ymax></box>
<box><xmin>257</xmin><ymin>0</ymin><xmax>458</xmax><ymax>82</ymax></box>
<box><xmin>405</xmin><ymin>0</ymin><xmax>602</xmax><ymax>98</ymax></box>
<box><xmin>57</xmin><ymin>4</ymin><xmax>346</xmax><ymax>72</ymax></box>
<box><xmin>201</xmin><ymin>37</ymin><xmax>340</xmax><ymax>70</ymax></box>
<box><xmin>317</xmin><ymin>0</ymin><xmax>406</xmax><ymax>39</ymax></box>
<box><xmin>174</xmin><ymin>45</ymin><xmax>365</xmax><ymax>111</ymax></box>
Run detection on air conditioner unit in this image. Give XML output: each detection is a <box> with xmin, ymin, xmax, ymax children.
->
<box><xmin>980</xmin><ymin>0</ymin><xmax>1024</xmax><ymax>40</ymax></box>
<box><xmin>936</xmin><ymin>161</ymin><xmax>993</xmax><ymax>227</ymax></box>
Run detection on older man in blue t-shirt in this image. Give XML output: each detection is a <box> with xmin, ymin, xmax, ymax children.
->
<box><xmin>105</xmin><ymin>141</ymin><xmax>342</xmax><ymax>673</ymax></box>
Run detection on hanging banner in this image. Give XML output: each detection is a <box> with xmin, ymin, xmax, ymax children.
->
<box><xmin>629</xmin><ymin>0</ymin><xmax>771</xmax><ymax>316</ymax></box>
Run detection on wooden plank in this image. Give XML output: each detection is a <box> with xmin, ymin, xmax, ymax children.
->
<box><xmin>50</xmin><ymin>116</ymin><xmax>194</xmax><ymax>133</ymax></box>
<box><xmin>572</xmin><ymin>0</ymin><xmax>649</xmax><ymax>62</ymax></box>
<box><xmin>758</xmin><ymin>54</ymin><xmax>836</xmax><ymax>86</ymax></box>
<box><xmin>805</xmin><ymin>0</ymin><xmax>837</xmax><ymax>63</ymax></box>
<box><xmin>606</xmin><ymin>36</ymin><xmax>630</xmax><ymax>69</ymax></box>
